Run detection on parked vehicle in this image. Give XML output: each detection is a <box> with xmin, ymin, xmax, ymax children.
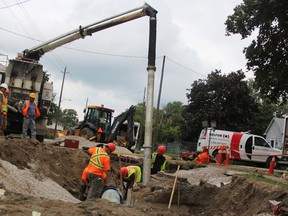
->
<box><xmin>180</xmin><ymin>151</ymin><xmax>197</xmax><ymax>161</ymax></box>
<box><xmin>197</xmin><ymin>128</ymin><xmax>282</xmax><ymax>167</ymax></box>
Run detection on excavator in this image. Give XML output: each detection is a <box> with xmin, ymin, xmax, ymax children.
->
<box><xmin>0</xmin><ymin>3</ymin><xmax>157</xmax><ymax>144</ymax></box>
<box><xmin>63</xmin><ymin>105</ymin><xmax>139</xmax><ymax>151</ymax></box>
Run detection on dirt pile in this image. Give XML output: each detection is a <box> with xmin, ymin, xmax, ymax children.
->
<box><xmin>0</xmin><ymin>137</ymin><xmax>288</xmax><ymax>215</ymax></box>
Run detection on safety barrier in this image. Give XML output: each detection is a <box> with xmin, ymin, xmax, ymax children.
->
<box><xmin>214</xmin><ymin>146</ymin><xmax>230</xmax><ymax>166</ymax></box>
<box><xmin>267</xmin><ymin>156</ymin><xmax>275</xmax><ymax>175</ymax></box>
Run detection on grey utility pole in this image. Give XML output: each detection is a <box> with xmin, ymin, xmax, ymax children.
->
<box><xmin>53</xmin><ymin>67</ymin><xmax>67</xmax><ymax>139</ymax></box>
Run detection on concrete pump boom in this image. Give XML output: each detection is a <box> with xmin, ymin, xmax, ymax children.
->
<box><xmin>23</xmin><ymin>3</ymin><xmax>157</xmax><ymax>61</ymax></box>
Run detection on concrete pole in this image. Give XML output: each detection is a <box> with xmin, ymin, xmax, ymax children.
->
<box><xmin>142</xmin><ymin>66</ymin><xmax>155</xmax><ymax>186</ymax></box>
<box><xmin>142</xmin><ymin>6</ymin><xmax>157</xmax><ymax>186</ymax></box>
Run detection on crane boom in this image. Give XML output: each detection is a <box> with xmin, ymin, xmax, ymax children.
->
<box><xmin>23</xmin><ymin>3</ymin><xmax>157</xmax><ymax>61</ymax></box>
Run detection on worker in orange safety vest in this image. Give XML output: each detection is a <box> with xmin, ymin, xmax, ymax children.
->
<box><xmin>120</xmin><ymin>165</ymin><xmax>142</xmax><ymax>200</ymax></box>
<box><xmin>22</xmin><ymin>92</ymin><xmax>41</xmax><ymax>139</ymax></box>
<box><xmin>84</xmin><ymin>142</ymin><xmax>116</xmax><ymax>200</ymax></box>
<box><xmin>194</xmin><ymin>147</ymin><xmax>210</xmax><ymax>164</ymax></box>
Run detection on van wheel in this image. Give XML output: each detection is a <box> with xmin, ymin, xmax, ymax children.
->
<box><xmin>265</xmin><ymin>156</ymin><xmax>278</xmax><ymax>169</ymax></box>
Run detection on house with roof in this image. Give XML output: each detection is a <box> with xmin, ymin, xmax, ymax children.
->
<box><xmin>263</xmin><ymin>117</ymin><xmax>284</xmax><ymax>148</ymax></box>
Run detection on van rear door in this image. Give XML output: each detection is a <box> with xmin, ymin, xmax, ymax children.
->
<box><xmin>197</xmin><ymin>128</ymin><xmax>208</xmax><ymax>152</ymax></box>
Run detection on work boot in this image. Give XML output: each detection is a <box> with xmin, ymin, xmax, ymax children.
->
<box><xmin>78</xmin><ymin>193</ymin><xmax>86</xmax><ymax>201</ymax></box>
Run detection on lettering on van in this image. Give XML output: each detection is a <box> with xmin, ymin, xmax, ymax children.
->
<box><xmin>211</xmin><ymin>133</ymin><xmax>230</xmax><ymax>139</ymax></box>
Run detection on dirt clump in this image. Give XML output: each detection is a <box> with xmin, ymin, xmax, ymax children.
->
<box><xmin>0</xmin><ymin>137</ymin><xmax>288</xmax><ymax>215</ymax></box>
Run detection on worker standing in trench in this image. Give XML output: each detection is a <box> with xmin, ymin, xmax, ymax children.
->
<box><xmin>83</xmin><ymin>142</ymin><xmax>116</xmax><ymax>200</ymax></box>
<box><xmin>151</xmin><ymin>145</ymin><xmax>167</xmax><ymax>174</ymax></box>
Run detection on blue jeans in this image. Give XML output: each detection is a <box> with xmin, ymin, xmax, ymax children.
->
<box><xmin>22</xmin><ymin>117</ymin><xmax>36</xmax><ymax>139</ymax></box>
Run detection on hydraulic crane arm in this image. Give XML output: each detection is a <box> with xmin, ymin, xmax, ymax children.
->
<box><xmin>23</xmin><ymin>3</ymin><xmax>157</xmax><ymax>61</ymax></box>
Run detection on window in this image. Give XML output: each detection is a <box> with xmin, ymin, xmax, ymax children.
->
<box><xmin>255</xmin><ymin>137</ymin><xmax>270</xmax><ymax>147</ymax></box>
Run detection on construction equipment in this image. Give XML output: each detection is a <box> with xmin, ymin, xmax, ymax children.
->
<box><xmin>0</xmin><ymin>3</ymin><xmax>157</xmax><ymax>142</ymax></box>
<box><xmin>65</xmin><ymin>105</ymin><xmax>140</xmax><ymax>151</ymax></box>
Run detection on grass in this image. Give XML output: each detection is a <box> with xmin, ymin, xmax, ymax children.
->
<box><xmin>236</xmin><ymin>170</ymin><xmax>288</xmax><ymax>190</ymax></box>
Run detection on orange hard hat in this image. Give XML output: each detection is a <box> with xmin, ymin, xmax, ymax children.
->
<box><xmin>107</xmin><ymin>142</ymin><xmax>116</xmax><ymax>152</ymax></box>
<box><xmin>120</xmin><ymin>167</ymin><xmax>128</xmax><ymax>177</ymax></box>
<box><xmin>157</xmin><ymin>145</ymin><xmax>166</xmax><ymax>154</ymax></box>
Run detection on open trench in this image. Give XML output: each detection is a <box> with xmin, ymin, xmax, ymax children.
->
<box><xmin>0</xmin><ymin>138</ymin><xmax>288</xmax><ymax>215</ymax></box>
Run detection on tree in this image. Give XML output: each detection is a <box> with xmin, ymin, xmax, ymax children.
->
<box><xmin>184</xmin><ymin>70</ymin><xmax>259</xmax><ymax>141</ymax></box>
<box><xmin>47</xmin><ymin>101</ymin><xmax>58</xmax><ymax>125</ymax></box>
<box><xmin>156</xmin><ymin>101</ymin><xmax>184</xmax><ymax>143</ymax></box>
<box><xmin>225</xmin><ymin>0</ymin><xmax>288</xmax><ymax>102</ymax></box>
<box><xmin>61</xmin><ymin>109</ymin><xmax>79</xmax><ymax>129</ymax></box>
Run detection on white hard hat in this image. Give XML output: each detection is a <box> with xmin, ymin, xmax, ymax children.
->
<box><xmin>0</xmin><ymin>83</ymin><xmax>8</xmax><ymax>89</ymax></box>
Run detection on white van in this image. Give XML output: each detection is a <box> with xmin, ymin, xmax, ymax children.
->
<box><xmin>197</xmin><ymin>128</ymin><xmax>282</xmax><ymax>167</ymax></box>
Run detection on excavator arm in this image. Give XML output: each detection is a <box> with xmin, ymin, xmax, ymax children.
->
<box><xmin>23</xmin><ymin>3</ymin><xmax>157</xmax><ymax>61</ymax></box>
<box><xmin>107</xmin><ymin>105</ymin><xmax>136</xmax><ymax>150</ymax></box>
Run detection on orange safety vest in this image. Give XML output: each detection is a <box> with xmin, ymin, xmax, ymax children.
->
<box><xmin>22</xmin><ymin>101</ymin><xmax>40</xmax><ymax>118</ymax></box>
<box><xmin>194</xmin><ymin>152</ymin><xmax>210</xmax><ymax>164</ymax></box>
<box><xmin>0</xmin><ymin>91</ymin><xmax>7</xmax><ymax>115</ymax></box>
<box><xmin>87</xmin><ymin>147</ymin><xmax>110</xmax><ymax>179</ymax></box>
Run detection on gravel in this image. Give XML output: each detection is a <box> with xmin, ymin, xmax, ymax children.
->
<box><xmin>0</xmin><ymin>159</ymin><xmax>80</xmax><ymax>203</ymax></box>
<box><xmin>177</xmin><ymin>165</ymin><xmax>232</xmax><ymax>187</ymax></box>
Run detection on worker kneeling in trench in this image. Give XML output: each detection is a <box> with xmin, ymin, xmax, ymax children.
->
<box><xmin>120</xmin><ymin>165</ymin><xmax>142</xmax><ymax>201</ymax></box>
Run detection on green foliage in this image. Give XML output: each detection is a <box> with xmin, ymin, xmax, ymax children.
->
<box><xmin>185</xmin><ymin>70</ymin><xmax>260</xmax><ymax>140</ymax></box>
<box><xmin>225</xmin><ymin>0</ymin><xmax>288</xmax><ymax>102</ymax></box>
<box><xmin>47</xmin><ymin>102</ymin><xmax>57</xmax><ymax>125</ymax></box>
<box><xmin>62</xmin><ymin>109</ymin><xmax>78</xmax><ymax>129</ymax></box>
<box><xmin>156</xmin><ymin>101</ymin><xmax>185</xmax><ymax>143</ymax></box>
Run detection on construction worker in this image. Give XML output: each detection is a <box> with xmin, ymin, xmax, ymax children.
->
<box><xmin>194</xmin><ymin>147</ymin><xmax>210</xmax><ymax>164</ymax></box>
<box><xmin>85</xmin><ymin>142</ymin><xmax>116</xmax><ymax>200</ymax></box>
<box><xmin>151</xmin><ymin>145</ymin><xmax>167</xmax><ymax>174</ymax></box>
<box><xmin>78</xmin><ymin>166</ymin><xmax>89</xmax><ymax>201</ymax></box>
<box><xmin>0</xmin><ymin>83</ymin><xmax>8</xmax><ymax>136</ymax></box>
<box><xmin>22</xmin><ymin>92</ymin><xmax>41</xmax><ymax>139</ymax></box>
<box><xmin>120</xmin><ymin>165</ymin><xmax>142</xmax><ymax>200</ymax></box>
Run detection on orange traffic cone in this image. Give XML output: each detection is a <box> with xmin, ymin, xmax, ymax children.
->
<box><xmin>267</xmin><ymin>156</ymin><xmax>275</xmax><ymax>175</ymax></box>
<box><xmin>225</xmin><ymin>150</ymin><xmax>230</xmax><ymax>166</ymax></box>
<box><xmin>217</xmin><ymin>148</ymin><xmax>223</xmax><ymax>164</ymax></box>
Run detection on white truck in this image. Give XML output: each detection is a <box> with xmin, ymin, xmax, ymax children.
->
<box><xmin>197</xmin><ymin>128</ymin><xmax>283</xmax><ymax>167</ymax></box>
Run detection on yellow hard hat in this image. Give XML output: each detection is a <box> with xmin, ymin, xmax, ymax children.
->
<box><xmin>29</xmin><ymin>93</ymin><xmax>36</xmax><ymax>99</ymax></box>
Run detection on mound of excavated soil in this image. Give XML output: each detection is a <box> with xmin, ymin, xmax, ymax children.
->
<box><xmin>0</xmin><ymin>136</ymin><xmax>288</xmax><ymax>215</ymax></box>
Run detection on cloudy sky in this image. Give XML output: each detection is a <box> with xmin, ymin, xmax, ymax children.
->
<box><xmin>0</xmin><ymin>0</ymin><xmax>253</xmax><ymax>120</ymax></box>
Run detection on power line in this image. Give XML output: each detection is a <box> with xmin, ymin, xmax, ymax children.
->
<box><xmin>166</xmin><ymin>56</ymin><xmax>206</xmax><ymax>78</ymax></box>
<box><xmin>0</xmin><ymin>0</ymin><xmax>29</xmax><ymax>9</ymax></box>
